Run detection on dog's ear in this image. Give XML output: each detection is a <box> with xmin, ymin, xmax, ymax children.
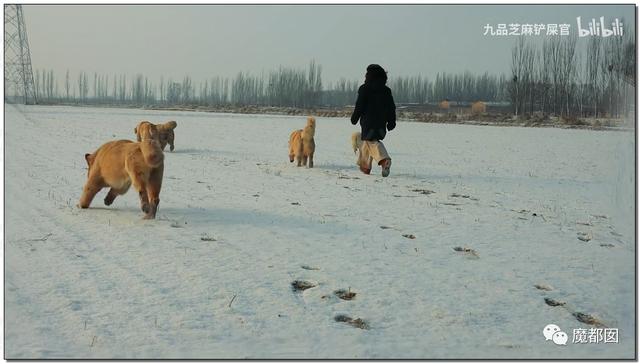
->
<box><xmin>84</xmin><ymin>153</ymin><xmax>95</xmax><ymax>167</ymax></box>
<box><xmin>148</xmin><ymin>124</ymin><xmax>158</xmax><ymax>139</ymax></box>
<box><xmin>157</xmin><ymin>121</ymin><xmax>176</xmax><ymax>131</ymax></box>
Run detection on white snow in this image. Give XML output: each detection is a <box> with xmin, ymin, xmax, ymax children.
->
<box><xmin>4</xmin><ymin>104</ymin><xmax>635</xmax><ymax>359</ymax></box>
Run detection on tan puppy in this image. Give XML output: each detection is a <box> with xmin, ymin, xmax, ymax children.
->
<box><xmin>79</xmin><ymin>122</ymin><xmax>164</xmax><ymax>219</ymax></box>
<box><xmin>135</xmin><ymin>120</ymin><xmax>177</xmax><ymax>151</ymax></box>
<box><xmin>288</xmin><ymin>117</ymin><xmax>316</xmax><ymax>168</ymax></box>
<box><xmin>351</xmin><ymin>131</ymin><xmax>362</xmax><ymax>154</ymax></box>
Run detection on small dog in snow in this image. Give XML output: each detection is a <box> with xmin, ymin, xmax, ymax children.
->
<box><xmin>80</xmin><ymin>122</ymin><xmax>164</xmax><ymax>219</ymax></box>
<box><xmin>288</xmin><ymin>116</ymin><xmax>316</xmax><ymax>168</ymax></box>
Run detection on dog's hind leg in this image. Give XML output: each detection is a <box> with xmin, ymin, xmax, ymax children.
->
<box><xmin>296</xmin><ymin>144</ymin><xmax>303</xmax><ymax>167</ymax></box>
<box><xmin>104</xmin><ymin>188</ymin><xmax>118</xmax><ymax>206</ymax></box>
<box><xmin>104</xmin><ymin>183</ymin><xmax>130</xmax><ymax>206</ymax></box>
<box><xmin>288</xmin><ymin>145</ymin><xmax>295</xmax><ymax>163</ymax></box>
<box><xmin>78</xmin><ymin>177</ymin><xmax>104</xmax><ymax>209</ymax></box>
<box><xmin>78</xmin><ymin>186</ymin><xmax>102</xmax><ymax>209</ymax></box>
<box><xmin>305</xmin><ymin>140</ymin><xmax>315</xmax><ymax>168</ymax></box>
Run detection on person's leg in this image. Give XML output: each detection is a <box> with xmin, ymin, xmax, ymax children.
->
<box><xmin>368</xmin><ymin>141</ymin><xmax>390</xmax><ymax>164</ymax></box>
<box><xmin>369</xmin><ymin>141</ymin><xmax>392</xmax><ymax>177</ymax></box>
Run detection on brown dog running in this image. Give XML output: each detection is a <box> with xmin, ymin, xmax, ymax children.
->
<box><xmin>288</xmin><ymin>116</ymin><xmax>316</xmax><ymax>168</ymax></box>
<box><xmin>135</xmin><ymin>120</ymin><xmax>177</xmax><ymax>152</ymax></box>
<box><xmin>79</xmin><ymin>122</ymin><xmax>164</xmax><ymax>219</ymax></box>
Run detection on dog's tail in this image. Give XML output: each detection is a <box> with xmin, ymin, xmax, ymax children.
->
<box><xmin>302</xmin><ymin>117</ymin><xmax>316</xmax><ymax>139</ymax></box>
<box><xmin>351</xmin><ymin>132</ymin><xmax>362</xmax><ymax>154</ymax></box>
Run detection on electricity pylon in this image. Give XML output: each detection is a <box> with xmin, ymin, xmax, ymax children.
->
<box><xmin>4</xmin><ymin>4</ymin><xmax>37</xmax><ymax>104</ymax></box>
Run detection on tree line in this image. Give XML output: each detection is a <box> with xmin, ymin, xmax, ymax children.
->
<box><xmin>31</xmin><ymin>60</ymin><xmax>510</xmax><ymax>109</ymax></box>
<box><xmin>388</xmin><ymin>72</ymin><xmax>510</xmax><ymax>104</ymax></box>
<box><xmin>509</xmin><ymin>32</ymin><xmax>635</xmax><ymax>118</ymax></box>
<box><xmin>31</xmin><ymin>39</ymin><xmax>635</xmax><ymax>118</ymax></box>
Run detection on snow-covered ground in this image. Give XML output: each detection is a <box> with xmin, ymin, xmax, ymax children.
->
<box><xmin>4</xmin><ymin>104</ymin><xmax>635</xmax><ymax>359</ymax></box>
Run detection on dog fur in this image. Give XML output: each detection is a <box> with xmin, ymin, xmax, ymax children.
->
<box><xmin>288</xmin><ymin>117</ymin><xmax>316</xmax><ymax>168</ymax></box>
<box><xmin>351</xmin><ymin>131</ymin><xmax>362</xmax><ymax>154</ymax></box>
<box><xmin>135</xmin><ymin>120</ymin><xmax>177</xmax><ymax>152</ymax></box>
<box><xmin>79</xmin><ymin>123</ymin><xmax>164</xmax><ymax>219</ymax></box>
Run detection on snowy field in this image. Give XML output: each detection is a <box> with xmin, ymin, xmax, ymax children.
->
<box><xmin>4</xmin><ymin>104</ymin><xmax>635</xmax><ymax>359</ymax></box>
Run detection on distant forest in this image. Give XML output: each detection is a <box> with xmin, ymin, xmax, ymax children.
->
<box><xmin>509</xmin><ymin>33</ymin><xmax>635</xmax><ymax>118</ymax></box>
<box><xmin>30</xmin><ymin>33</ymin><xmax>635</xmax><ymax>118</ymax></box>
<box><xmin>31</xmin><ymin>61</ymin><xmax>510</xmax><ymax>109</ymax></box>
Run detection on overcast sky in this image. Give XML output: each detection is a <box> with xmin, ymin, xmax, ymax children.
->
<box><xmin>24</xmin><ymin>4</ymin><xmax>635</xmax><ymax>85</ymax></box>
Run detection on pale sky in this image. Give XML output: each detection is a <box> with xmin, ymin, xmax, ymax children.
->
<box><xmin>23</xmin><ymin>4</ymin><xmax>635</xmax><ymax>85</ymax></box>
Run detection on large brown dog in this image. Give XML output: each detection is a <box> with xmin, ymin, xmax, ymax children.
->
<box><xmin>79</xmin><ymin>122</ymin><xmax>164</xmax><ymax>219</ymax></box>
<box><xmin>288</xmin><ymin>117</ymin><xmax>316</xmax><ymax>168</ymax></box>
<box><xmin>135</xmin><ymin>120</ymin><xmax>177</xmax><ymax>152</ymax></box>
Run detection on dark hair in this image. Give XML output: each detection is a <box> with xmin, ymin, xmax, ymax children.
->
<box><xmin>365</xmin><ymin>64</ymin><xmax>387</xmax><ymax>84</ymax></box>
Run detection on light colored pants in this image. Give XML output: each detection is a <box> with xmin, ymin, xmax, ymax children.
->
<box><xmin>357</xmin><ymin>140</ymin><xmax>390</xmax><ymax>168</ymax></box>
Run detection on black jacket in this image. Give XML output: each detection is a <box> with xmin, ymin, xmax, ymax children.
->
<box><xmin>350</xmin><ymin>81</ymin><xmax>396</xmax><ymax>141</ymax></box>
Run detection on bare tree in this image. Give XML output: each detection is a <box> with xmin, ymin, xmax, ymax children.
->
<box><xmin>65</xmin><ymin>69</ymin><xmax>70</xmax><ymax>101</ymax></box>
<box><xmin>586</xmin><ymin>36</ymin><xmax>603</xmax><ymax>116</ymax></box>
<box><xmin>510</xmin><ymin>37</ymin><xmax>529</xmax><ymax>116</ymax></box>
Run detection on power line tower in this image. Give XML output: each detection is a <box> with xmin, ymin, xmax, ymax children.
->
<box><xmin>4</xmin><ymin>4</ymin><xmax>37</xmax><ymax>104</ymax></box>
